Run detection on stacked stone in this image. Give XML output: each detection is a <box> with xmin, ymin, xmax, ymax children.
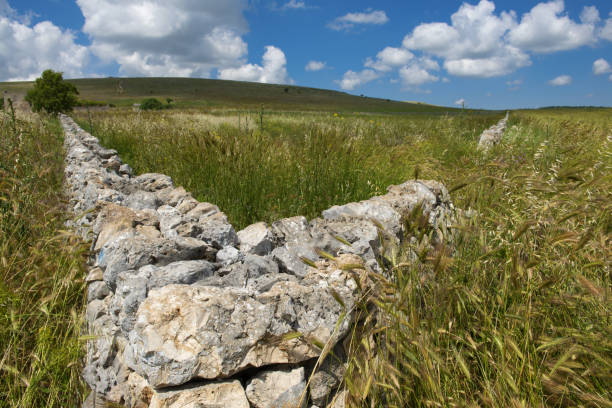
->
<box><xmin>477</xmin><ymin>112</ymin><xmax>510</xmax><ymax>150</ymax></box>
<box><xmin>60</xmin><ymin>115</ymin><xmax>455</xmax><ymax>408</ymax></box>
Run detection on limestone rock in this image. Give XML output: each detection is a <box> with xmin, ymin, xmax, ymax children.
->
<box><xmin>151</xmin><ymin>379</ymin><xmax>250</xmax><ymax>408</ymax></box>
<box><xmin>192</xmin><ymin>212</ymin><xmax>238</xmax><ymax>249</ymax></box>
<box><xmin>98</xmin><ymin>232</ymin><xmax>212</xmax><ymax>291</ymax></box>
<box><xmin>309</xmin><ymin>344</ymin><xmax>346</xmax><ymax>406</ymax></box>
<box><xmin>238</xmin><ymin>222</ymin><xmax>274</xmax><ymax>255</ymax></box>
<box><xmin>88</xmin><ymin>281</ymin><xmax>110</xmax><ymax>301</ymax></box>
<box><xmin>246</xmin><ymin>367</ymin><xmax>307</xmax><ymax>408</ymax></box>
<box><xmin>86</xmin><ymin>267</ymin><xmax>104</xmax><ymax>282</ymax></box>
<box><xmin>125</xmin><ymin>269</ymin><xmax>357</xmax><ymax>387</ymax></box>
<box><xmin>216</xmin><ymin>245</ymin><xmax>242</xmax><ymax>265</ymax></box>
<box><xmin>125</xmin><ymin>191</ymin><xmax>160</xmax><ymax>210</ymax></box>
<box><xmin>132</xmin><ymin>173</ymin><xmax>173</xmax><ymax>193</ymax></box>
<box><xmin>327</xmin><ymin>389</ymin><xmax>346</xmax><ymax>408</ymax></box>
<box><xmin>126</xmin><ymin>372</ymin><xmax>249</xmax><ymax>408</ymax></box>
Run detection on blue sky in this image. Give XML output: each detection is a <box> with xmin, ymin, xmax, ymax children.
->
<box><xmin>1</xmin><ymin>0</ymin><xmax>611</xmax><ymax>109</ymax></box>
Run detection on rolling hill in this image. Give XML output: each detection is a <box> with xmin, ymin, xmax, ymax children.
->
<box><xmin>1</xmin><ymin>77</ymin><xmax>467</xmax><ymax>113</ymax></box>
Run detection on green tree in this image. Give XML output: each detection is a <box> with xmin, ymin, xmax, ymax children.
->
<box><xmin>140</xmin><ymin>98</ymin><xmax>164</xmax><ymax>110</ymax></box>
<box><xmin>25</xmin><ymin>70</ymin><xmax>79</xmax><ymax>115</ymax></box>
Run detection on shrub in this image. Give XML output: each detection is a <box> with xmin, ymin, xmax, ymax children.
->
<box><xmin>25</xmin><ymin>70</ymin><xmax>79</xmax><ymax>115</ymax></box>
<box><xmin>140</xmin><ymin>98</ymin><xmax>164</xmax><ymax>111</ymax></box>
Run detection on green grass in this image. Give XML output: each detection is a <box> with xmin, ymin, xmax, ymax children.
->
<box><xmin>72</xmin><ymin>109</ymin><xmax>502</xmax><ymax>230</ymax></box>
<box><xmin>1</xmin><ymin>77</ymin><xmax>474</xmax><ymax>113</ymax></box>
<box><xmin>0</xmin><ymin>110</ymin><xmax>88</xmax><ymax>407</ymax></box>
<box><xmin>342</xmin><ymin>111</ymin><xmax>611</xmax><ymax>407</ymax></box>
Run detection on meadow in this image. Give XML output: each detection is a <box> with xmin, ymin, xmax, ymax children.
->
<box><xmin>73</xmin><ymin>106</ymin><xmax>611</xmax><ymax>407</ymax></box>
<box><xmin>0</xmin><ymin>94</ymin><xmax>609</xmax><ymax>407</ymax></box>
<box><xmin>72</xmin><ymin>109</ymin><xmax>501</xmax><ymax>230</ymax></box>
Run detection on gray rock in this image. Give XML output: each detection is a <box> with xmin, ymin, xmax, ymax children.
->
<box><xmin>86</xmin><ymin>267</ymin><xmax>104</xmax><ymax>283</ymax></box>
<box><xmin>86</xmin><ymin>299</ymin><xmax>107</xmax><ymax>323</ymax></box>
<box><xmin>309</xmin><ymin>344</ymin><xmax>347</xmax><ymax>406</ymax></box>
<box><xmin>478</xmin><ymin>113</ymin><xmax>509</xmax><ymax>150</ymax></box>
<box><xmin>198</xmin><ymin>254</ymin><xmax>290</xmax><ymax>293</ymax></box>
<box><xmin>157</xmin><ymin>205</ymin><xmax>184</xmax><ymax>238</ymax></box>
<box><xmin>110</xmin><ymin>269</ymin><xmax>149</xmax><ymax>333</ymax></box>
<box><xmin>98</xmin><ymin>232</ymin><xmax>212</xmax><ymax>291</ymax></box>
<box><xmin>216</xmin><ymin>246</ymin><xmax>242</xmax><ymax>265</ymax></box>
<box><xmin>148</xmin><ymin>260</ymin><xmax>216</xmax><ymax>289</ymax></box>
<box><xmin>160</xmin><ymin>186</ymin><xmax>190</xmax><ymax>207</ymax></box>
<box><xmin>246</xmin><ymin>367</ymin><xmax>307</xmax><ymax>408</ymax></box>
<box><xmin>124</xmin><ymin>191</ymin><xmax>161</xmax><ymax>210</ymax></box>
<box><xmin>127</xmin><ymin>372</ymin><xmax>249</xmax><ymax>408</ymax></box>
<box><xmin>118</xmin><ymin>163</ymin><xmax>133</xmax><ymax>176</ymax></box>
<box><xmin>60</xmin><ymin>114</ymin><xmax>457</xmax><ymax>405</ymax></box>
<box><xmin>88</xmin><ymin>281</ymin><xmax>110</xmax><ymax>302</ymax></box>
<box><xmin>238</xmin><ymin>222</ymin><xmax>274</xmax><ymax>255</ymax></box>
<box><xmin>93</xmin><ymin>147</ymin><xmax>117</xmax><ymax>160</ymax></box>
<box><xmin>176</xmin><ymin>197</ymin><xmax>199</xmax><ymax>214</ymax></box>
<box><xmin>110</xmin><ymin>260</ymin><xmax>215</xmax><ymax>334</ymax></box>
<box><xmin>327</xmin><ymin>389</ymin><xmax>346</xmax><ymax>408</ymax></box>
<box><xmin>272</xmin><ymin>216</ymin><xmax>311</xmax><ymax>244</ymax></box>
<box><xmin>125</xmin><ymin>268</ymin><xmax>357</xmax><ymax>387</ymax></box>
<box><xmin>132</xmin><ymin>173</ymin><xmax>173</xmax><ymax>192</ymax></box>
<box><xmin>192</xmin><ymin>212</ymin><xmax>238</xmax><ymax>249</ymax></box>
<box><xmin>272</xmin><ymin>245</ymin><xmax>315</xmax><ymax>278</ymax></box>
<box><xmin>185</xmin><ymin>202</ymin><xmax>220</xmax><ymax>219</ymax></box>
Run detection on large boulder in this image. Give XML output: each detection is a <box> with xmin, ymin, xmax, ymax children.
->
<box><xmin>125</xmin><ymin>267</ymin><xmax>358</xmax><ymax>387</ymax></box>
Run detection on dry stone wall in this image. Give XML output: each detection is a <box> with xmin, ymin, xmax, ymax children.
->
<box><xmin>478</xmin><ymin>112</ymin><xmax>509</xmax><ymax>150</ymax></box>
<box><xmin>61</xmin><ymin>114</ymin><xmax>456</xmax><ymax>408</ymax></box>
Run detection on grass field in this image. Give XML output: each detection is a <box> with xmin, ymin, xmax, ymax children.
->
<box><xmin>73</xmin><ymin>106</ymin><xmax>611</xmax><ymax>407</ymax></box>
<box><xmin>72</xmin><ymin>109</ymin><xmax>502</xmax><ymax>230</ymax></box>
<box><xmin>1</xmin><ymin>77</ymin><xmax>610</xmax><ymax>407</ymax></box>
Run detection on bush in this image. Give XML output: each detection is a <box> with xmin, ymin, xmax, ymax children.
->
<box><xmin>140</xmin><ymin>98</ymin><xmax>164</xmax><ymax>110</ymax></box>
<box><xmin>25</xmin><ymin>70</ymin><xmax>79</xmax><ymax>115</ymax></box>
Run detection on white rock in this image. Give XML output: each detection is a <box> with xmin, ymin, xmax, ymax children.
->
<box><xmin>246</xmin><ymin>367</ymin><xmax>307</xmax><ymax>408</ymax></box>
<box><xmin>238</xmin><ymin>222</ymin><xmax>274</xmax><ymax>255</ymax></box>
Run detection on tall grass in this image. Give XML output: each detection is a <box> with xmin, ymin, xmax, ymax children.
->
<box><xmin>72</xmin><ymin>109</ymin><xmax>500</xmax><ymax>230</ymax></box>
<box><xmin>343</xmin><ymin>112</ymin><xmax>611</xmax><ymax>407</ymax></box>
<box><xmin>0</xmin><ymin>111</ymin><xmax>88</xmax><ymax>407</ymax></box>
<box><xmin>70</xmin><ymin>107</ymin><xmax>610</xmax><ymax>407</ymax></box>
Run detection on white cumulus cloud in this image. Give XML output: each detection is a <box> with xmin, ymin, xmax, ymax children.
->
<box><xmin>508</xmin><ymin>0</ymin><xmax>598</xmax><ymax>53</ymax></box>
<box><xmin>337</xmin><ymin>69</ymin><xmax>379</xmax><ymax>91</ymax></box>
<box><xmin>76</xmin><ymin>0</ymin><xmax>249</xmax><ymax>77</ymax></box>
<box><xmin>455</xmin><ymin>98</ymin><xmax>466</xmax><ymax>106</ymax></box>
<box><xmin>328</xmin><ymin>9</ymin><xmax>389</xmax><ymax>31</ymax></box>
<box><xmin>365</xmin><ymin>47</ymin><xmax>414</xmax><ymax>72</ymax></box>
<box><xmin>601</xmin><ymin>13</ymin><xmax>612</xmax><ymax>41</ymax></box>
<box><xmin>0</xmin><ymin>5</ymin><xmax>89</xmax><ymax>81</ymax></box>
<box><xmin>218</xmin><ymin>46</ymin><xmax>290</xmax><ymax>84</ymax></box>
<box><xmin>399</xmin><ymin>63</ymin><xmax>439</xmax><ymax>86</ymax></box>
<box><xmin>305</xmin><ymin>60</ymin><xmax>326</xmax><ymax>71</ymax></box>
<box><xmin>549</xmin><ymin>75</ymin><xmax>572</xmax><ymax>86</ymax></box>
<box><xmin>593</xmin><ymin>58</ymin><xmax>612</xmax><ymax>75</ymax></box>
<box><xmin>402</xmin><ymin>0</ymin><xmax>530</xmax><ymax>78</ymax></box>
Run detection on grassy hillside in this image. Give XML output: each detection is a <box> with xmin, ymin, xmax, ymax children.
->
<box><xmin>0</xmin><ymin>77</ymin><xmax>468</xmax><ymax>113</ymax></box>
